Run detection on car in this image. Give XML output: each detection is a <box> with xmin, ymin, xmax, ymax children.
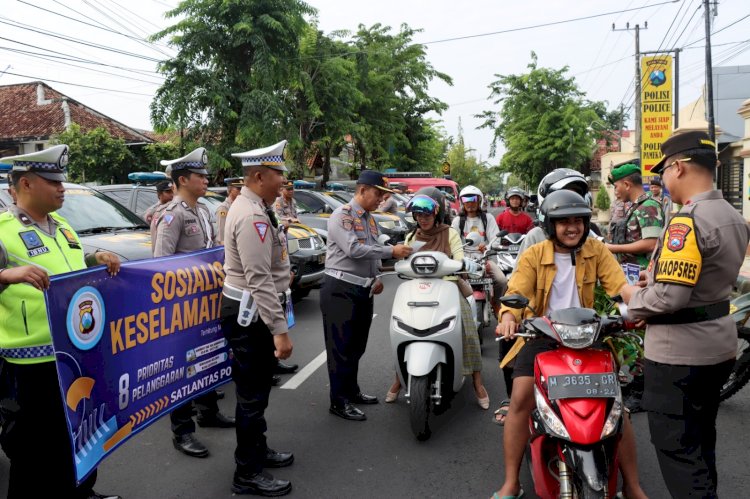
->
<box><xmin>0</xmin><ymin>179</ymin><xmax>153</xmax><ymax>262</ymax></box>
<box><xmin>97</xmin><ymin>182</ymin><xmax>326</xmax><ymax>299</ymax></box>
<box><xmin>293</xmin><ymin>189</ymin><xmax>408</xmax><ymax>244</ymax></box>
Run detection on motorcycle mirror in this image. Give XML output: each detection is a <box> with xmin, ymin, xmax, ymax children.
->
<box><xmin>499</xmin><ymin>294</ymin><xmax>529</xmax><ymax>309</ymax></box>
<box><xmin>497</xmin><ymin>229</ymin><xmax>508</xmax><ymax>238</ymax></box>
<box><xmin>377</xmin><ymin>234</ymin><xmax>390</xmax><ymax>245</ymax></box>
<box><xmin>465</xmin><ymin>232</ymin><xmax>483</xmax><ymax>247</ymax></box>
<box><xmin>529</xmin><ymin>194</ymin><xmax>538</xmax><ymax>204</ymax></box>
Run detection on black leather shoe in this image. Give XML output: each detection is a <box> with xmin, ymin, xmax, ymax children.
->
<box><xmin>264</xmin><ymin>448</ymin><xmax>294</xmax><ymax>468</ymax></box>
<box><xmin>197</xmin><ymin>412</ymin><xmax>236</xmax><ymax>428</ymax></box>
<box><xmin>173</xmin><ymin>433</ymin><xmax>209</xmax><ymax>458</ymax></box>
<box><xmin>353</xmin><ymin>392</ymin><xmax>379</xmax><ymax>405</ymax></box>
<box><xmin>329</xmin><ymin>403</ymin><xmax>367</xmax><ymax>421</ymax></box>
<box><xmin>87</xmin><ymin>492</ymin><xmax>122</xmax><ymax>499</ymax></box>
<box><xmin>232</xmin><ymin>471</ymin><xmax>292</xmax><ymax>496</ymax></box>
<box><xmin>274</xmin><ymin>361</ymin><xmax>298</xmax><ymax>374</ymax></box>
<box><xmin>271</xmin><ymin>375</ymin><xmax>282</xmax><ymax>386</ymax></box>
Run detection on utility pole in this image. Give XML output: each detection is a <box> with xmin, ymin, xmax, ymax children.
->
<box><xmin>704</xmin><ymin>0</ymin><xmax>716</xmax><ymax>143</ymax></box>
<box><xmin>613</xmin><ymin>22</ymin><xmax>647</xmax><ymax>158</ymax></box>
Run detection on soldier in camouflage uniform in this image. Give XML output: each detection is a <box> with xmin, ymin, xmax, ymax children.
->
<box><xmin>605</xmin><ymin>162</ymin><xmax>664</xmax><ymax>269</ymax></box>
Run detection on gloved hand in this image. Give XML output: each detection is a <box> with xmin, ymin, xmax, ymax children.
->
<box><xmin>463</xmin><ymin>258</ymin><xmax>479</xmax><ymax>273</ymax></box>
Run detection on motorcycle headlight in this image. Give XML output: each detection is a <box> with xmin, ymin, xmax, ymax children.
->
<box><xmin>378</xmin><ymin>220</ymin><xmax>396</xmax><ymax>229</ymax></box>
<box><xmin>411</xmin><ymin>255</ymin><xmax>438</xmax><ymax>275</ymax></box>
<box><xmin>552</xmin><ymin>323</ymin><xmax>598</xmax><ymax>349</ymax></box>
<box><xmin>600</xmin><ymin>397</ymin><xmax>623</xmax><ymax>440</ymax></box>
<box><xmin>534</xmin><ymin>385</ymin><xmax>570</xmax><ymax>440</ymax></box>
<box><xmin>287</xmin><ymin>239</ymin><xmax>300</xmax><ymax>254</ymax></box>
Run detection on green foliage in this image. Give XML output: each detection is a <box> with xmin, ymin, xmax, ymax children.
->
<box><xmin>595</xmin><ymin>184</ymin><xmax>611</xmax><ymax>211</ymax></box>
<box><xmin>138</xmin><ymin>142</ymin><xmax>181</xmax><ymax>172</ymax></box>
<box><xmin>53</xmin><ymin>124</ymin><xmax>133</xmax><ymax>183</ymax></box>
<box><xmin>477</xmin><ymin>52</ymin><xmax>620</xmax><ymax>187</ymax></box>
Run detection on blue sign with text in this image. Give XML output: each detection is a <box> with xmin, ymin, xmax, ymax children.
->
<box><xmin>45</xmin><ymin>248</ymin><xmax>231</xmax><ymax>484</ymax></box>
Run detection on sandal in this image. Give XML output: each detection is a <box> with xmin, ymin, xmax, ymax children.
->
<box><xmin>491</xmin><ymin>488</ymin><xmax>524</xmax><ymax>499</ymax></box>
<box><xmin>493</xmin><ymin>399</ymin><xmax>511</xmax><ymax>426</ymax></box>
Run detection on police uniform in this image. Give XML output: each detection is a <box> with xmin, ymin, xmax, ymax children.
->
<box><xmin>626</xmin><ymin>131</ymin><xmax>750</xmax><ymax>498</ymax></box>
<box><xmin>220</xmin><ymin>140</ymin><xmax>294</xmax><ymax>495</ymax></box>
<box><xmin>322</xmin><ymin>170</ymin><xmax>394</xmax><ymax>420</ymax></box>
<box><xmin>0</xmin><ymin>146</ymin><xmax>119</xmax><ymax>499</ymax></box>
<box><xmin>273</xmin><ymin>182</ymin><xmax>298</xmax><ymax>224</ymax></box>
<box><xmin>216</xmin><ymin>178</ymin><xmax>242</xmax><ymax>245</ymax></box>
<box><xmin>153</xmin><ymin>148</ymin><xmax>232</xmax><ymax>457</ymax></box>
<box><xmin>143</xmin><ymin>180</ymin><xmax>174</xmax><ymax>224</ymax></box>
<box><xmin>608</xmin><ymin>162</ymin><xmax>665</xmax><ymax>269</ymax></box>
<box><xmin>378</xmin><ymin>195</ymin><xmax>398</xmax><ymax>214</ymax></box>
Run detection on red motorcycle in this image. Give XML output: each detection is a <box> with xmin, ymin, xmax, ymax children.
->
<box><xmin>500</xmin><ymin>294</ymin><xmax>634</xmax><ymax>499</ymax></box>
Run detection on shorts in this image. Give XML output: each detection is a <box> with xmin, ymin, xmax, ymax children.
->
<box><xmin>511</xmin><ymin>338</ymin><xmax>557</xmax><ymax>379</ymax></box>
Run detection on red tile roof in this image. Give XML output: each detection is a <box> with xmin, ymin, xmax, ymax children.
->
<box><xmin>0</xmin><ymin>81</ymin><xmax>153</xmax><ymax>144</ymax></box>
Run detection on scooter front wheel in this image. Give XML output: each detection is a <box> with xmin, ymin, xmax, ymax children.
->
<box><xmin>409</xmin><ymin>375</ymin><xmax>432</xmax><ymax>441</ymax></box>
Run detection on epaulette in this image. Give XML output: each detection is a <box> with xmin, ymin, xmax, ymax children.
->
<box><xmin>180</xmin><ymin>201</ymin><xmax>189</xmax><ymax>210</ymax></box>
<box><xmin>165</xmin><ymin>201</ymin><xmax>179</xmax><ymax>212</ymax></box>
<box><xmin>342</xmin><ymin>204</ymin><xmax>351</xmax><ymax>212</ymax></box>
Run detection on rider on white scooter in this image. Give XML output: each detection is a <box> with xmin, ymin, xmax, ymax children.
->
<box><xmin>451</xmin><ymin>185</ymin><xmax>508</xmax><ymax>312</ymax></box>
<box><xmin>491</xmin><ymin>190</ymin><xmax>647</xmax><ymax>499</ymax></box>
<box><xmin>385</xmin><ymin>190</ymin><xmax>489</xmax><ymax>409</ymax></box>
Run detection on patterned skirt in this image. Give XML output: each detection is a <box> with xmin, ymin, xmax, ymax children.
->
<box><xmin>460</xmin><ymin>296</ymin><xmax>483</xmax><ymax>375</ymax></box>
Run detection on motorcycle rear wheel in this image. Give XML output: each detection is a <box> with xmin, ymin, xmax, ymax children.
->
<box><xmin>409</xmin><ymin>375</ymin><xmax>432</xmax><ymax>441</ymax></box>
<box><xmin>720</xmin><ymin>331</ymin><xmax>750</xmax><ymax>402</ymax></box>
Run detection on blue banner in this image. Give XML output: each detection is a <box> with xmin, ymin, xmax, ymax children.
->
<box><xmin>44</xmin><ymin>248</ymin><xmax>231</xmax><ymax>484</ymax></box>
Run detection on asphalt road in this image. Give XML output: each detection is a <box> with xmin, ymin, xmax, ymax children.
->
<box><xmin>2</xmin><ymin>277</ymin><xmax>750</xmax><ymax>498</ymax></box>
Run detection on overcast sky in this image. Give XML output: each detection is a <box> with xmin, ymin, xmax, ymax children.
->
<box><xmin>2</xmin><ymin>0</ymin><xmax>748</xmax><ymax>163</ymax></box>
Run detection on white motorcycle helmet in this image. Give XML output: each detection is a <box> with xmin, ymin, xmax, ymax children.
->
<box><xmin>459</xmin><ymin>185</ymin><xmax>483</xmax><ymax>207</ymax></box>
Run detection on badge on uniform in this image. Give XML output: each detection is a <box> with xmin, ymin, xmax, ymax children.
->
<box><xmin>163</xmin><ymin>214</ymin><xmax>175</xmax><ymax>226</ymax></box>
<box><xmin>342</xmin><ymin>216</ymin><xmax>353</xmax><ymax>231</ymax></box>
<box><xmin>666</xmin><ymin>223</ymin><xmax>691</xmax><ymax>252</ymax></box>
<box><xmin>254</xmin><ymin>222</ymin><xmax>269</xmax><ymax>242</ymax></box>
<box><xmin>19</xmin><ymin>230</ymin><xmax>50</xmax><ymax>257</ymax></box>
<box><xmin>60</xmin><ymin>227</ymin><xmax>81</xmax><ymax>250</ymax></box>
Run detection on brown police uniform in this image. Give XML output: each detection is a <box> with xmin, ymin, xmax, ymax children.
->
<box><xmin>626</xmin><ymin>131</ymin><xmax>750</xmax><ymax>498</ymax></box>
<box><xmin>153</xmin><ymin>196</ymin><xmax>215</xmax><ymax>256</ymax></box>
<box><xmin>273</xmin><ymin>195</ymin><xmax>298</xmax><ymax>224</ymax></box>
<box><xmin>215</xmin><ymin>198</ymin><xmax>232</xmax><ymax>245</ymax></box>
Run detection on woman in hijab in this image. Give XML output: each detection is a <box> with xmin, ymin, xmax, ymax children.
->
<box><xmin>384</xmin><ymin>193</ymin><xmax>489</xmax><ymax>409</ymax></box>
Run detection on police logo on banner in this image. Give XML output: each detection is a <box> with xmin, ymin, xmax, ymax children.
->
<box><xmin>66</xmin><ymin>286</ymin><xmax>106</xmax><ymax>350</ymax></box>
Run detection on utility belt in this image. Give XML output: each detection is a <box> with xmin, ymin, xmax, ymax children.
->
<box><xmin>648</xmin><ymin>301</ymin><xmax>730</xmax><ymax>325</ymax></box>
<box><xmin>325</xmin><ymin>269</ymin><xmax>374</xmax><ymax>288</ymax></box>
<box><xmin>222</xmin><ymin>282</ymin><xmax>293</xmax><ymax>328</ymax></box>
<box><xmin>0</xmin><ymin>344</ymin><xmax>55</xmax><ymax>360</ymax></box>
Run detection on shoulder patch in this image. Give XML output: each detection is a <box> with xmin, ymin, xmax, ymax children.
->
<box><xmin>163</xmin><ymin>214</ymin><xmax>175</xmax><ymax>226</ymax></box>
<box><xmin>655</xmin><ymin>215</ymin><xmax>702</xmax><ymax>287</ymax></box>
<box><xmin>254</xmin><ymin>222</ymin><xmax>269</xmax><ymax>242</ymax></box>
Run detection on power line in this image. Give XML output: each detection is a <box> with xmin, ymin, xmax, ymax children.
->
<box><xmin>1</xmin><ymin>70</ymin><xmax>154</xmax><ymax>96</ymax></box>
<box><xmin>683</xmin><ymin>12</ymin><xmax>750</xmax><ymax>47</ymax></box>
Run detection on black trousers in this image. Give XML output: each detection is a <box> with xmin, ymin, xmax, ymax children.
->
<box><xmin>0</xmin><ymin>361</ymin><xmax>97</xmax><ymax>499</ymax></box>
<box><xmin>220</xmin><ymin>297</ymin><xmax>276</xmax><ymax>475</ymax></box>
<box><xmin>170</xmin><ymin>390</ymin><xmax>220</xmax><ymax>436</ymax></box>
<box><xmin>498</xmin><ymin>337</ymin><xmax>515</xmax><ymax>398</ymax></box>
<box><xmin>320</xmin><ymin>276</ymin><xmax>374</xmax><ymax>407</ymax></box>
<box><xmin>642</xmin><ymin>358</ymin><xmax>734</xmax><ymax>499</ymax></box>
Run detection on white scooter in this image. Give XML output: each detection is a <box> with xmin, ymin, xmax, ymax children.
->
<box><xmin>389</xmin><ymin>248</ymin><xmax>474</xmax><ymax>441</ymax></box>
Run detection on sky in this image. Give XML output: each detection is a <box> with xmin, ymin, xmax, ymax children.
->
<box><xmin>1</xmin><ymin>0</ymin><xmax>749</xmax><ymax>164</ymax></box>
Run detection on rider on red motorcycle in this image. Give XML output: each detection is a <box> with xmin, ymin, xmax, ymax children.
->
<box><xmin>492</xmin><ymin>190</ymin><xmax>647</xmax><ymax>499</ymax></box>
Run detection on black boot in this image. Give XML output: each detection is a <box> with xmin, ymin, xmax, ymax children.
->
<box><xmin>232</xmin><ymin>471</ymin><xmax>292</xmax><ymax>496</ymax></box>
<box><xmin>172</xmin><ymin>433</ymin><xmax>209</xmax><ymax>458</ymax></box>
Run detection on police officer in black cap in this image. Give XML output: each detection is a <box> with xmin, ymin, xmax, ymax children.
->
<box><xmin>622</xmin><ymin>130</ymin><xmax>750</xmax><ymax>498</ymax></box>
<box><xmin>321</xmin><ymin>170</ymin><xmax>413</xmax><ymax>421</ymax></box>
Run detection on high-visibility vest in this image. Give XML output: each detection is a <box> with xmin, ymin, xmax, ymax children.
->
<box><xmin>0</xmin><ymin>211</ymin><xmax>86</xmax><ymax>364</ymax></box>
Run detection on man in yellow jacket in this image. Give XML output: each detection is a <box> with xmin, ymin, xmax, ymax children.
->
<box><xmin>0</xmin><ymin>146</ymin><xmax>121</xmax><ymax>499</ymax></box>
<box><xmin>491</xmin><ymin>190</ymin><xmax>646</xmax><ymax>499</ymax></box>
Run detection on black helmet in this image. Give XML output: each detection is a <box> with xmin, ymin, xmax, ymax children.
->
<box><xmin>505</xmin><ymin>187</ymin><xmax>526</xmax><ymax>204</ymax></box>
<box><xmin>537</xmin><ymin>168</ymin><xmax>588</xmax><ymax>204</ymax></box>
<box><xmin>539</xmin><ymin>190</ymin><xmax>592</xmax><ymax>250</ymax></box>
<box><xmin>413</xmin><ymin>186</ymin><xmax>447</xmax><ymax>224</ymax></box>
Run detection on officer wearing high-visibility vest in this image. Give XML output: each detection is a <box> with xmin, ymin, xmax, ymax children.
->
<box><xmin>0</xmin><ymin>145</ymin><xmax>122</xmax><ymax>499</ymax></box>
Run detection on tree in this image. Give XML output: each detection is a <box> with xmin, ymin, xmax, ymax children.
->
<box><xmin>477</xmin><ymin>52</ymin><xmax>615</xmax><ymax>187</ymax></box>
<box><xmin>150</xmin><ymin>0</ymin><xmax>316</xmax><ymax>173</ymax></box>
<box><xmin>54</xmin><ymin>124</ymin><xmax>133</xmax><ymax>183</ymax></box>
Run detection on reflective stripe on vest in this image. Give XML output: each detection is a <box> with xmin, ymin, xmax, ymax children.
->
<box><xmin>0</xmin><ymin>211</ymin><xmax>86</xmax><ymax>364</ymax></box>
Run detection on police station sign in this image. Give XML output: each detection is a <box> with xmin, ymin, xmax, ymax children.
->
<box><xmin>44</xmin><ymin>247</ymin><xmax>231</xmax><ymax>484</ymax></box>
<box><xmin>640</xmin><ymin>55</ymin><xmax>673</xmax><ymax>177</ymax></box>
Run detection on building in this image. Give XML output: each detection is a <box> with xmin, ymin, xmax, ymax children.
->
<box><xmin>0</xmin><ymin>81</ymin><xmax>153</xmax><ymax>157</ymax></box>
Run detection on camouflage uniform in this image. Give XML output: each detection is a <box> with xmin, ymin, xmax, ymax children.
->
<box><xmin>618</xmin><ymin>192</ymin><xmax>664</xmax><ymax>269</ymax></box>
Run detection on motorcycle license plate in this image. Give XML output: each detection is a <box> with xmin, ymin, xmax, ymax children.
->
<box><xmin>469</xmin><ymin>278</ymin><xmax>493</xmax><ymax>285</ymax></box>
<box><xmin>546</xmin><ymin>373</ymin><xmax>618</xmax><ymax>400</ymax></box>
<box><xmin>508</xmin><ymin>244</ymin><xmax>520</xmax><ymax>252</ymax></box>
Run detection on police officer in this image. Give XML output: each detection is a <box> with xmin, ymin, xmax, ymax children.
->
<box><xmin>144</xmin><ymin>179</ymin><xmax>174</xmax><ymax>224</ymax></box>
<box><xmin>220</xmin><ymin>140</ymin><xmax>295</xmax><ymax>496</ymax></box>
<box><xmin>649</xmin><ymin>176</ymin><xmax>673</xmax><ymax>221</ymax></box>
<box><xmin>606</xmin><ymin>161</ymin><xmax>665</xmax><ymax>269</ymax></box>
<box><xmin>377</xmin><ymin>192</ymin><xmax>398</xmax><ymax>214</ymax></box>
<box><xmin>322</xmin><ymin>171</ymin><xmax>413</xmax><ymax>421</ymax></box>
<box><xmin>216</xmin><ymin>177</ymin><xmax>242</xmax><ymax>245</ymax></box>
<box><xmin>622</xmin><ymin>131</ymin><xmax>750</xmax><ymax>498</ymax></box>
<box><xmin>153</xmin><ymin>147</ymin><xmax>235</xmax><ymax>458</ymax></box>
<box><xmin>0</xmin><ymin>145</ymin><xmax>121</xmax><ymax>499</ymax></box>
<box><xmin>273</xmin><ymin>180</ymin><xmax>299</xmax><ymax>227</ymax></box>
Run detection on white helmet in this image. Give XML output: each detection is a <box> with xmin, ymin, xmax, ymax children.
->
<box><xmin>459</xmin><ymin>185</ymin><xmax>483</xmax><ymax>205</ymax></box>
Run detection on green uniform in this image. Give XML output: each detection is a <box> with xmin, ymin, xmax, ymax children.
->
<box><xmin>617</xmin><ymin>192</ymin><xmax>664</xmax><ymax>269</ymax></box>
